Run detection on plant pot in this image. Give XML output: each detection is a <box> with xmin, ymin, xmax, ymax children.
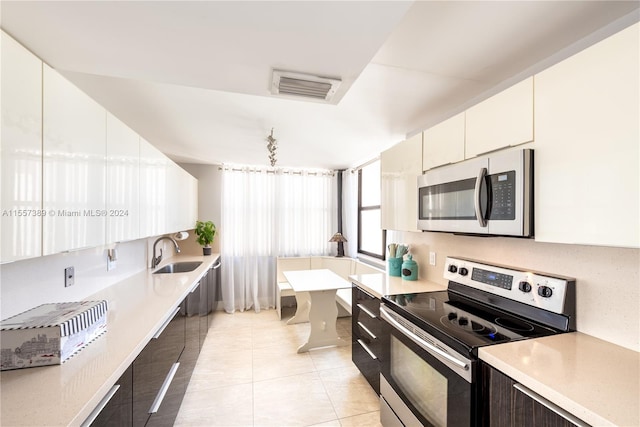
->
<box><xmin>202</xmin><ymin>246</ymin><xmax>212</xmax><ymax>256</ymax></box>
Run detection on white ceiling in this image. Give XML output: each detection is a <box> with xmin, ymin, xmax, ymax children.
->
<box><xmin>2</xmin><ymin>1</ymin><xmax>638</xmax><ymax>170</ymax></box>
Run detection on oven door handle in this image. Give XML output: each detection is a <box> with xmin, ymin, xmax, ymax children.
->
<box><xmin>474</xmin><ymin>167</ymin><xmax>488</xmax><ymax>227</ymax></box>
<box><xmin>381</xmin><ymin>308</ymin><xmax>469</xmax><ymax>372</ymax></box>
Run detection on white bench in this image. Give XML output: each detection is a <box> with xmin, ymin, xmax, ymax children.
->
<box><xmin>276</xmin><ymin>256</ymin><xmax>383</xmax><ymax>320</ymax></box>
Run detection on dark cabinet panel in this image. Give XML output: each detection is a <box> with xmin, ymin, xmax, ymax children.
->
<box><xmin>351</xmin><ymin>285</ymin><xmax>382</xmax><ymax>395</ymax></box>
<box><xmin>90</xmin><ymin>365</ymin><xmax>133</xmax><ymax>426</ymax></box>
<box><xmin>484</xmin><ymin>364</ymin><xmax>584</xmax><ymax>427</ymax></box>
<box><xmin>133</xmin><ymin>303</ymin><xmax>185</xmax><ymax>426</ymax></box>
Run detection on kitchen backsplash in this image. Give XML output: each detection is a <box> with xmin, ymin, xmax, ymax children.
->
<box><xmin>0</xmin><ymin>240</ymin><xmax>147</xmax><ymax>320</ymax></box>
<box><xmin>387</xmin><ymin>230</ymin><xmax>640</xmax><ymax>352</ymax></box>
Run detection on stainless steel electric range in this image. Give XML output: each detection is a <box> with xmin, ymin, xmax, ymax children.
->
<box><xmin>379</xmin><ymin>256</ymin><xmax>576</xmax><ymax>427</ymax></box>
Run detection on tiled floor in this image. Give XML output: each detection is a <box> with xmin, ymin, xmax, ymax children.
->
<box><xmin>174</xmin><ymin>309</ymin><xmax>382</xmax><ymax>427</ymax></box>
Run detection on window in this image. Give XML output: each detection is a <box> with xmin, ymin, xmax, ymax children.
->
<box><xmin>358</xmin><ymin>160</ymin><xmax>386</xmax><ymax>259</ymax></box>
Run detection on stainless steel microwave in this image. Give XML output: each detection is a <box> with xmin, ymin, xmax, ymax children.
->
<box><xmin>418</xmin><ymin>148</ymin><xmax>533</xmax><ymax>237</ymax></box>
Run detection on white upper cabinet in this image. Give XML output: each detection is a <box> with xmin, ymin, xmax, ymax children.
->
<box><xmin>139</xmin><ymin>138</ymin><xmax>168</xmax><ymax>238</ymax></box>
<box><xmin>381</xmin><ymin>133</ymin><xmax>423</xmax><ymax>232</ymax></box>
<box><xmin>166</xmin><ymin>162</ymin><xmax>198</xmax><ymax>233</ymax></box>
<box><xmin>534</xmin><ymin>23</ymin><xmax>639</xmax><ymax>248</ymax></box>
<box><xmin>1</xmin><ymin>32</ymin><xmax>43</xmax><ymax>262</ymax></box>
<box><xmin>422</xmin><ymin>112</ymin><xmax>465</xmax><ymax>171</ymax></box>
<box><xmin>465</xmin><ymin>77</ymin><xmax>534</xmax><ymax>158</ymax></box>
<box><xmin>43</xmin><ymin>65</ymin><xmax>107</xmax><ymax>255</ymax></box>
<box><xmin>106</xmin><ymin>112</ymin><xmax>140</xmax><ymax>243</ymax></box>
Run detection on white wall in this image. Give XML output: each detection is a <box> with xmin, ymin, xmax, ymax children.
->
<box><xmin>179</xmin><ymin>163</ymin><xmax>222</xmax><ymax>254</ymax></box>
<box><xmin>387</xmin><ymin>229</ymin><xmax>640</xmax><ymax>352</ymax></box>
<box><xmin>0</xmin><ymin>239</ymin><xmax>147</xmax><ymax>319</ymax></box>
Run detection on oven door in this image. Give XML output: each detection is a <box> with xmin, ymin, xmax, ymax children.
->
<box><xmin>380</xmin><ymin>305</ymin><xmax>477</xmax><ymax>427</ymax></box>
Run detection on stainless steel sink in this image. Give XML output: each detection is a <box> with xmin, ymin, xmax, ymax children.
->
<box><xmin>153</xmin><ymin>261</ymin><xmax>202</xmax><ymax>274</ymax></box>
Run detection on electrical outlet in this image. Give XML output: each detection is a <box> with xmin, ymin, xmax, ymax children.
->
<box><xmin>64</xmin><ymin>266</ymin><xmax>75</xmax><ymax>287</ymax></box>
<box><xmin>429</xmin><ymin>252</ymin><xmax>436</xmax><ymax>266</ymax></box>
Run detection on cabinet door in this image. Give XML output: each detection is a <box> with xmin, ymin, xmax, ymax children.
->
<box><xmin>106</xmin><ymin>112</ymin><xmax>140</xmax><ymax>243</ymax></box>
<box><xmin>139</xmin><ymin>138</ymin><xmax>168</xmax><ymax>238</ymax></box>
<box><xmin>380</xmin><ymin>133</ymin><xmax>423</xmax><ymax>232</ymax></box>
<box><xmin>1</xmin><ymin>32</ymin><xmax>43</xmax><ymax>262</ymax></box>
<box><xmin>465</xmin><ymin>77</ymin><xmax>534</xmax><ymax>158</ymax></box>
<box><xmin>133</xmin><ymin>305</ymin><xmax>185</xmax><ymax>426</ymax></box>
<box><xmin>485</xmin><ymin>365</ymin><xmax>585</xmax><ymax>427</ymax></box>
<box><xmin>42</xmin><ymin>65</ymin><xmax>106</xmax><ymax>254</ymax></box>
<box><xmin>165</xmin><ymin>162</ymin><xmax>197</xmax><ymax>233</ymax></box>
<box><xmin>90</xmin><ymin>365</ymin><xmax>133</xmax><ymax>427</ymax></box>
<box><xmin>422</xmin><ymin>112</ymin><xmax>465</xmax><ymax>170</ymax></box>
<box><xmin>534</xmin><ymin>23</ymin><xmax>639</xmax><ymax>248</ymax></box>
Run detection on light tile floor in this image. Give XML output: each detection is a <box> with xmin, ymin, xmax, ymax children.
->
<box><xmin>174</xmin><ymin>309</ymin><xmax>382</xmax><ymax>427</ymax></box>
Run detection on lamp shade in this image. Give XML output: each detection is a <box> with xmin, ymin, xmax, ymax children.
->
<box><xmin>329</xmin><ymin>232</ymin><xmax>347</xmax><ymax>243</ymax></box>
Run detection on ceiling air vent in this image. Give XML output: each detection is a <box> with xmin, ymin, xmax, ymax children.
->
<box><xmin>271</xmin><ymin>70</ymin><xmax>341</xmax><ymax>103</ymax></box>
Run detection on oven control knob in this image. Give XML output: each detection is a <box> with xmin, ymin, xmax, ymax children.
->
<box><xmin>458</xmin><ymin>317</ymin><xmax>469</xmax><ymax>326</ymax></box>
<box><xmin>538</xmin><ymin>286</ymin><xmax>553</xmax><ymax>298</ymax></box>
<box><xmin>447</xmin><ymin>312</ymin><xmax>457</xmax><ymax>320</ymax></box>
<box><xmin>448</xmin><ymin>264</ymin><xmax>458</xmax><ymax>273</ymax></box>
<box><xmin>518</xmin><ymin>281</ymin><xmax>532</xmax><ymax>293</ymax></box>
<box><xmin>459</xmin><ymin>267</ymin><xmax>469</xmax><ymax>276</ymax></box>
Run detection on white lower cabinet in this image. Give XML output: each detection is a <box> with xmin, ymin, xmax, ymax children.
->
<box><xmin>381</xmin><ymin>133</ymin><xmax>423</xmax><ymax>232</ymax></box>
<box><xmin>42</xmin><ymin>64</ymin><xmax>107</xmax><ymax>255</ymax></box>
<box><xmin>534</xmin><ymin>22</ymin><xmax>639</xmax><ymax>248</ymax></box>
<box><xmin>106</xmin><ymin>112</ymin><xmax>140</xmax><ymax>243</ymax></box>
<box><xmin>1</xmin><ymin>32</ymin><xmax>43</xmax><ymax>262</ymax></box>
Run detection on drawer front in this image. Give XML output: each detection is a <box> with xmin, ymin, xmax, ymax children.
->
<box><xmin>352</xmin><ymin>338</ymin><xmax>380</xmax><ymax>395</ymax></box>
<box><xmin>353</xmin><ymin>286</ymin><xmax>380</xmax><ymax>316</ymax></box>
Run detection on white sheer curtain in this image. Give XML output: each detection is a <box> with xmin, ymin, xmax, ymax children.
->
<box><xmin>342</xmin><ymin>169</ymin><xmax>359</xmax><ymax>259</ymax></box>
<box><xmin>220</xmin><ymin>166</ymin><xmax>337</xmax><ymax>313</ymax></box>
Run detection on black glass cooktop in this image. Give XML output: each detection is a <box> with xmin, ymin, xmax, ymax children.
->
<box><xmin>382</xmin><ymin>290</ymin><xmax>561</xmax><ymax>357</ymax></box>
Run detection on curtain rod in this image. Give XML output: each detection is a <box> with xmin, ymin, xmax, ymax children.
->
<box><xmin>219</xmin><ymin>165</ymin><xmax>335</xmax><ymax>177</ymax></box>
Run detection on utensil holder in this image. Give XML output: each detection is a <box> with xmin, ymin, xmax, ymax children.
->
<box><xmin>388</xmin><ymin>258</ymin><xmax>402</xmax><ymax>277</ymax></box>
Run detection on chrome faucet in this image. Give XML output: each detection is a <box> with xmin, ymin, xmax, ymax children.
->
<box><xmin>151</xmin><ymin>236</ymin><xmax>181</xmax><ymax>268</ymax></box>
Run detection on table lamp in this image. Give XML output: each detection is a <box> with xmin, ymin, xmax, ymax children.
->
<box><xmin>329</xmin><ymin>232</ymin><xmax>347</xmax><ymax>257</ymax></box>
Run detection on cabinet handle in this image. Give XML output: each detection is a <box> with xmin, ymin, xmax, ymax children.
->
<box><xmin>513</xmin><ymin>383</ymin><xmax>589</xmax><ymax>427</ymax></box>
<box><xmin>357</xmin><ymin>321</ymin><xmax>377</xmax><ymax>340</ymax></box>
<box><xmin>190</xmin><ymin>282</ymin><xmax>200</xmax><ymax>294</ymax></box>
<box><xmin>212</xmin><ymin>261</ymin><xmax>222</xmax><ymax>270</ymax></box>
<box><xmin>357</xmin><ymin>339</ymin><xmax>377</xmax><ymax>360</ymax></box>
<box><xmin>357</xmin><ymin>303</ymin><xmax>377</xmax><ymax>319</ymax></box>
<box><xmin>357</xmin><ymin>287</ymin><xmax>376</xmax><ymax>300</ymax></box>
<box><xmin>149</xmin><ymin>362</ymin><xmax>180</xmax><ymax>414</ymax></box>
<box><xmin>80</xmin><ymin>384</ymin><xmax>120</xmax><ymax>427</ymax></box>
<box><xmin>153</xmin><ymin>307</ymin><xmax>181</xmax><ymax>340</ymax></box>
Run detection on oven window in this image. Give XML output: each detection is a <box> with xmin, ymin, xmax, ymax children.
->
<box><xmin>391</xmin><ymin>335</ymin><xmax>447</xmax><ymax>427</ymax></box>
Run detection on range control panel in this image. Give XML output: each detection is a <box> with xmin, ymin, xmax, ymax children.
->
<box><xmin>444</xmin><ymin>257</ymin><xmax>575</xmax><ymax>315</ymax></box>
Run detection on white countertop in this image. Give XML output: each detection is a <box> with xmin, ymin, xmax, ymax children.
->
<box><xmin>349</xmin><ymin>272</ymin><xmax>446</xmax><ymax>298</ymax></box>
<box><xmin>285</xmin><ymin>269</ymin><xmax>351</xmax><ymax>292</ymax></box>
<box><xmin>480</xmin><ymin>332</ymin><xmax>640</xmax><ymax>427</ymax></box>
<box><xmin>0</xmin><ymin>254</ymin><xmax>220</xmax><ymax>427</ymax></box>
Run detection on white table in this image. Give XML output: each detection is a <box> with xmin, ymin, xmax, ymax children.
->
<box><xmin>283</xmin><ymin>269</ymin><xmax>352</xmax><ymax>353</ymax></box>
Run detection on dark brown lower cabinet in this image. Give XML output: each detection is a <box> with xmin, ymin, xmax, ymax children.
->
<box><xmin>88</xmin><ymin>278</ymin><xmax>212</xmax><ymax>427</ymax></box>
<box><xmin>351</xmin><ymin>285</ymin><xmax>382</xmax><ymax>395</ymax></box>
<box><xmin>483</xmin><ymin>364</ymin><xmax>588</xmax><ymax>427</ymax></box>
<box><xmin>89</xmin><ymin>365</ymin><xmax>133</xmax><ymax>426</ymax></box>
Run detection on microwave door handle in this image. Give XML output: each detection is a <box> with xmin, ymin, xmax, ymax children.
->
<box><xmin>474</xmin><ymin>167</ymin><xmax>488</xmax><ymax>227</ymax></box>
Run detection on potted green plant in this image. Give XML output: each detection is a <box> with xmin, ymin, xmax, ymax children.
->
<box><xmin>195</xmin><ymin>220</ymin><xmax>216</xmax><ymax>256</ymax></box>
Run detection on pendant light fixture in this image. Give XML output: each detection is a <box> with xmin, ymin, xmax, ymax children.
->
<box><xmin>266</xmin><ymin>128</ymin><xmax>277</xmax><ymax>166</ymax></box>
